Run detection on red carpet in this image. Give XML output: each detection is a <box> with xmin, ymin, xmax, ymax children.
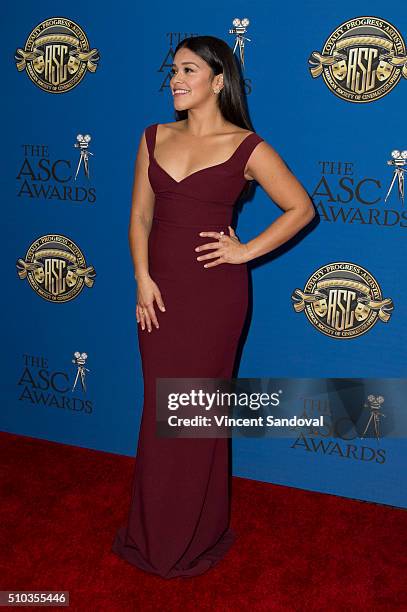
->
<box><xmin>0</xmin><ymin>430</ymin><xmax>406</xmax><ymax>611</ymax></box>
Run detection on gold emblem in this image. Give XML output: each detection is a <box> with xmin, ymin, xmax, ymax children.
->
<box><xmin>16</xmin><ymin>234</ymin><xmax>96</xmax><ymax>302</ymax></box>
<box><xmin>308</xmin><ymin>16</ymin><xmax>407</xmax><ymax>102</ymax></box>
<box><xmin>15</xmin><ymin>17</ymin><xmax>99</xmax><ymax>93</ymax></box>
<box><xmin>291</xmin><ymin>262</ymin><xmax>394</xmax><ymax>338</ymax></box>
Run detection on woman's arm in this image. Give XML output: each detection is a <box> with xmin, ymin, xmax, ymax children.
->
<box><xmin>128</xmin><ymin>129</ymin><xmax>166</xmax><ymax>333</ymax></box>
<box><xmin>128</xmin><ymin>129</ymin><xmax>156</xmax><ymax>281</ymax></box>
<box><xmin>243</xmin><ymin>140</ymin><xmax>315</xmax><ymax>261</ymax></box>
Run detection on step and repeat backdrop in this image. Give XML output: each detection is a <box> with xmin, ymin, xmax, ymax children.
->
<box><xmin>2</xmin><ymin>1</ymin><xmax>406</xmax><ymax>509</ymax></box>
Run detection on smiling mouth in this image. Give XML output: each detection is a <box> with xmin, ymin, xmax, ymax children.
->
<box><xmin>173</xmin><ymin>89</ymin><xmax>191</xmax><ymax>95</ymax></box>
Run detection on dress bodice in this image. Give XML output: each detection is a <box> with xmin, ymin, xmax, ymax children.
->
<box><xmin>144</xmin><ymin>122</ymin><xmax>264</xmax><ymax>228</ymax></box>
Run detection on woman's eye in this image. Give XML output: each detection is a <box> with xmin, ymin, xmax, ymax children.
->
<box><xmin>170</xmin><ymin>67</ymin><xmax>192</xmax><ymax>76</ymax></box>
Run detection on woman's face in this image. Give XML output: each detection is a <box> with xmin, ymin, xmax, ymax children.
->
<box><xmin>170</xmin><ymin>47</ymin><xmax>223</xmax><ymax>110</ymax></box>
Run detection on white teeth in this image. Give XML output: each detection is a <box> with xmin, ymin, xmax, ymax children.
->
<box><xmin>173</xmin><ymin>89</ymin><xmax>190</xmax><ymax>94</ymax></box>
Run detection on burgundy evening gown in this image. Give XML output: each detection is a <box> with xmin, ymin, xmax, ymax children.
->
<box><xmin>111</xmin><ymin>122</ymin><xmax>264</xmax><ymax>579</ymax></box>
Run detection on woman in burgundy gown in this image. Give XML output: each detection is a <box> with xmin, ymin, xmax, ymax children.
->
<box><xmin>112</xmin><ymin>36</ymin><xmax>314</xmax><ymax>579</ymax></box>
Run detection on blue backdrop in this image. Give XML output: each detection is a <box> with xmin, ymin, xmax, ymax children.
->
<box><xmin>2</xmin><ymin>1</ymin><xmax>406</xmax><ymax>509</ymax></box>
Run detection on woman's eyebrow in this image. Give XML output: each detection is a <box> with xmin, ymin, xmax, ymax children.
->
<box><xmin>171</xmin><ymin>61</ymin><xmax>200</xmax><ymax>67</ymax></box>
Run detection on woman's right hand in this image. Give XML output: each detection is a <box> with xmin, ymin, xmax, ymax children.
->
<box><xmin>136</xmin><ymin>275</ymin><xmax>166</xmax><ymax>332</ymax></box>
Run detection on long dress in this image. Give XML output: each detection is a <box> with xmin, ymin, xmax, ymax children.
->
<box><xmin>111</xmin><ymin>122</ymin><xmax>264</xmax><ymax>579</ymax></box>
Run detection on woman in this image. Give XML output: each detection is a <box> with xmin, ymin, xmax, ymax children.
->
<box><xmin>112</xmin><ymin>35</ymin><xmax>315</xmax><ymax>579</ymax></box>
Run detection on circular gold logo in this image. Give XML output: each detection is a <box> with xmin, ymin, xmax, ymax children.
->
<box><xmin>308</xmin><ymin>16</ymin><xmax>407</xmax><ymax>102</ymax></box>
<box><xmin>291</xmin><ymin>262</ymin><xmax>394</xmax><ymax>338</ymax></box>
<box><xmin>16</xmin><ymin>234</ymin><xmax>96</xmax><ymax>302</ymax></box>
<box><xmin>15</xmin><ymin>17</ymin><xmax>100</xmax><ymax>93</ymax></box>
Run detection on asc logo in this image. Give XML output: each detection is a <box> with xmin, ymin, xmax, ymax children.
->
<box><xmin>308</xmin><ymin>16</ymin><xmax>407</xmax><ymax>102</ymax></box>
<box><xmin>291</xmin><ymin>262</ymin><xmax>394</xmax><ymax>338</ymax></box>
<box><xmin>16</xmin><ymin>234</ymin><xmax>96</xmax><ymax>302</ymax></box>
<box><xmin>15</xmin><ymin>17</ymin><xmax>100</xmax><ymax>93</ymax></box>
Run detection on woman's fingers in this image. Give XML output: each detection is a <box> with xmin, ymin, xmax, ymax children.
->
<box><xmin>195</xmin><ymin>241</ymin><xmax>221</xmax><ymax>252</ymax></box>
<box><xmin>138</xmin><ymin>302</ymin><xmax>162</xmax><ymax>332</ymax></box>
<box><xmin>138</xmin><ymin>305</ymin><xmax>146</xmax><ymax>331</ymax></box>
<box><xmin>228</xmin><ymin>225</ymin><xmax>238</xmax><ymax>238</ymax></box>
<box><xmin>140</xmin><ymin>304</ymin><xmax>153</xmax><ymax>332</ymax></box>
<box><xmin>154</xmin><ymin>290</ymin><xmax>166</xmax><ymax>313</ymax></box>
<box><xmin>203</xmin><ymin>257</ymin><xmax>224</xmax><ymax>268</ymax></box>
<box><xmin>146</xmin><ymin>303</ymin><xmax>159</xmax><ymax>330</ymax></box>
<box><xmin>196</xmin><ymin>227</ymin><xmax>245</xmax><ymax>267</ymax></box>
<box><xmin>199</xmin><ymin>231</ymin><xmax>225</xmax><ymax>239</ymax></box>
<box><xmin>196</xmin><ymin>233</ymin><xmax>226</xmax><ymax>263</ymax></box>
<box><xmin>197</xmin><ymin>250</ymin><xmax>224</xmax><ymax>262</ymax></box>
<box><xmin>143</xmin><ymin>311</ymin><xmax>153</xmax><ymax>332</ymax></box>
<box><xmin>136</xmin><ymin>279</ymin><xmax>165</xmax><ymax>332</ymax></box>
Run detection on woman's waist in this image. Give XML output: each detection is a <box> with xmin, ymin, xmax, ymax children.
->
<box><xmin>151</xmin><ymin>215</ymin><xmax>233</xmax><ymax>230</ymax></box>
<box><xmin>148</xmin><ymin>220</ymin><xmax>248</xmax><ymax>277</ymax></box>
<box><xmin>149</xmin><ymin>217</ymin><xmax>241</xmax><ymax>249</ymax></box>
